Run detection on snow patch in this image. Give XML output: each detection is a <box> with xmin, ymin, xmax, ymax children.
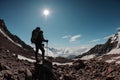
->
<box><xmin>116</xmin><ymin>61</ymin><xmax>120</xmax><ymax>64</ymax></box>
<box><xmin>18</xmin><ymin>55</ymin><xmax>35</xmax><ymax>62</ymax></box>
<box><xmin>53</xmin><ymin>62</ymin><xmax>73</xmax><ymax>66</ymax></box>
<box><xmin>107</xmin><ymin>48</ymin><xmax>120</xmax><ymax>55</ymax></box>
<box><xmin>80</xmin><ymin>54</ymin><xmax>95</xmax><ymax>60</ymax></box>
<box><xmin>0</xmin><ymin>29</ymin><xmax>22</xmax><ymax>48</ymax></box>
<box><xmin>116</xmin><ymin>32</ymin><xmax>120</xmax><ymax>48</ymax></box>
<box><xmin>112</xmin><ymin>56</ymin><xmax>120</xmax><ymax>60</ymax></box>
<box><xmin>105</xmin><ymin>56</ymin><xmax>120</xmax><ymax>63</ymax></box>
<box><xmin>17</xmin><ymin>55</ymin><xmax>73</xmax><ymax>65</ymax></box>
<box><xmin>110</xmin><ymin>34</ymin><xmax>117</xmax><ymax>43</ymax></box>
<box><xmin>105</xmin><ymin>59</ymin><xmax>115</xmax><ymax>63</ymax></box>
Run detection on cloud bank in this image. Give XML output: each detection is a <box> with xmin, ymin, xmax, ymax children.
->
<box><xmin>44</xmin><ymin>46</ymin><xmax>92</xmax><ymax>58</ymax></box>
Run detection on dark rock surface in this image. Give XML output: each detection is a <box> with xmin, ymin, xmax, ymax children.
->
<box><xmin>53</xmin><ymin>57</ymin><xmax>73</xmax><ymax>63</ymax></box>
<box><xmin>54</xmin><ymin>59</ymin><xmax>120</xmax><ymax>80</ymax></box>
<box><xmin>0</xmin><ymin>48</ymin><xmax>31</xmax><ymax>80</ymax></box>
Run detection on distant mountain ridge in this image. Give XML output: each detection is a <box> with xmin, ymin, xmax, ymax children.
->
<box><xmin>76</xmin><ymin>31</ymin><xmax>120</xmax><ymax>63</ymax></box>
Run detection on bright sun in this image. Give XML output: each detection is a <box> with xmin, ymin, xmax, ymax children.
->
<box><xmin>43</xmin><ymin>9</ymin><xmax>50</xmax><ymax>16</ymax></box>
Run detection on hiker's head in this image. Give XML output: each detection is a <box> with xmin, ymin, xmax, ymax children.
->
<box><xmin>36</xmin><ymin>27</ymin><xmax>40</xmax><ymax>30</ymax></box>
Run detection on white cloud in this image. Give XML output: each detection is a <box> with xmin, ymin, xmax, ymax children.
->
<box><xmin>62</xmin><ymin>35</ymin><xmax>71</xmax><ymax>39</ymax></box>
<box><xmin>70</xmin><ymin>34</ymin><xmax>81</xmax><ymax>42</ymax></box>
<box><xmin>90</xmin><ymin>39</ymin><xmax>100</xmax><ymax>43</ymax></box>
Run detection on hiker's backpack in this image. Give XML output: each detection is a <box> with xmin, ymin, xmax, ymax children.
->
<box><xmin>31</xmin><ymin>29</ymin><xmax>40</xmax><ymax>43</ymax></box>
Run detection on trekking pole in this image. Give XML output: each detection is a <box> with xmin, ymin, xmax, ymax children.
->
<box><xmin>46</xmin><ymin>42</ymin><xmax>49</xmax><ymax>56</ymax></box>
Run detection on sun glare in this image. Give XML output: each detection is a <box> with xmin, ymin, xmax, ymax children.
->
<box><xmin>43</xmin><ymin>9</ymin><xmax>50</xmax><ymax>16</ymax></box>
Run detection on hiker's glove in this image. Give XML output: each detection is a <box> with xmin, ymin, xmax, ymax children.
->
<box><xmin>46</xmin><ymin>40</ymin><xmax>48</xmax><ymax>43</ymax></box>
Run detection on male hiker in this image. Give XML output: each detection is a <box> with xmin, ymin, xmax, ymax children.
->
<box><xmin>31</xmin><ymin>27</ymin><xmax>48</xmax><ymax>63</ymax></box>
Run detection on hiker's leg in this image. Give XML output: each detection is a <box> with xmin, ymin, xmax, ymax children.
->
<box><xmin>35</xmin><ymin>44</ymin><xmax>39</xmax><ymax>62</ymax></box>
<box><xmin>39</xmin><ymin>45</ymin><xmax>45</xmax><ymax>63</ymax></box>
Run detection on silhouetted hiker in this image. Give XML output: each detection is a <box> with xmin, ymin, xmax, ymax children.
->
<box><xmin>31</xmin><ymin>27</ymin><xmax>48</xmax><ymax>63</ymax></box>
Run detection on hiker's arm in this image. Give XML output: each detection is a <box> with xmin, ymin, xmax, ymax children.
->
<box><xmin>43</xmin><ymin>37</ymin><xmax>48</xmax><ymax>43</ymax></box>
<box><xmin>41</xmin><ymin>32</ymin><xmax>48</xmax><ymax>43</ymax></box>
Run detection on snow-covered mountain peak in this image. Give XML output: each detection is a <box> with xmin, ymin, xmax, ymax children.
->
<box><xmin>76</xmin><ymin>31</ymin><xmax>120</xmax><ymax>64</ymax></box>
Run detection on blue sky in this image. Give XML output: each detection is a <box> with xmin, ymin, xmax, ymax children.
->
<box><xmin>0</xmin><ymin>0</ymin><xmax>120</xmax><ymax>48</ymax></box>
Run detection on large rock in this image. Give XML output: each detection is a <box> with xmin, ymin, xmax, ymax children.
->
<box><xmin>33</xmin><ymin>60</ymin><xmax>57</xmax><ymax>80</ymax></box>
<box><xmin>73</xmin><ymin>60</ymin><xmax>86</xmax><ymax>70</ymax></box>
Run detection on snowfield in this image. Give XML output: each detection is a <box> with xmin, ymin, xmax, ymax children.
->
<box><xmin>105</xmin><ymin>56</ymin><xmax>120</xmax><ymax>64</ymax></box>
<box><xmin>107</xmin><ymin>48</ymin><xmax>120</xmax><ymax>55</ymax></box>
<box><xmin>18</xmin><ymin>55</ymin><xmax>36</xmax><ymax>62</ymax></box>
<box><xmin>80</xmin><ymin>54</ymin><xmax>96</xmax><ymax>60</ymax></box>
<box><xmin>105</xmin><ymin>59</ymin><xmax>116</xmax><ymax>63</ymax></box>
<box><xmin>17</xmin><ymin>54</ymin><xmax>73</xmax><ymax>65</ymax></box>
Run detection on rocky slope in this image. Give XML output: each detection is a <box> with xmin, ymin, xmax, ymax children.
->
<box><xmin>0</xmin><ymin>19</ymin><xmax>33</xmax><ymax>50</ymax></box>
<box><xmin>0</xmin><ymin>19</ymin><xmax>35</xmax><ymax>58</ymax></box>
<box><xmin>1</xmin><ymin>47</ymin><xmax>120</xmax><ymax>80</ymax></box>
<box><xmin>0</xmin><ymin>47</ymin><xmax>33</xmax><ymax>79</ymax></box>
<box><xmin>0</xmin><ymin>46</ymin><xmax>59</xmax><ymax>80</ymax></box>
<box><xmin>54</xmin><ymin>59</ymin><xmax>120</xmax><ymax>80</ymax></box>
